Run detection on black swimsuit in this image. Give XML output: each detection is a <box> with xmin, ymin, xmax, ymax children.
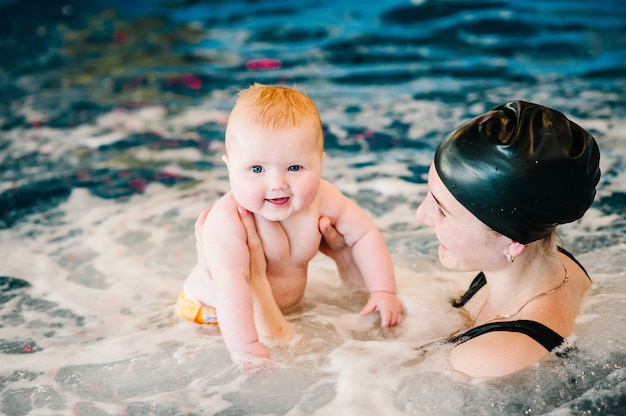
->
<box><xmin>448</xmin><ymin>247</ymin><xmax>590</xmax><ymax>352</ymax></box>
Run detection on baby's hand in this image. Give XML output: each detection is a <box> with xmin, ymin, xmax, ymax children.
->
<box><xmin>231</xmin><ymin>351</ymin><xmax>276</xmax><ymax>374</ymax></box>
<box><xmin>230</xmin><ymin>341</ymin><xmax>273</xmax><ymax>372</ymax></box>
<box><xmin>360</xmin><ymin>291</ymin><xmax>403</xmax><ymax>327</ymax></box>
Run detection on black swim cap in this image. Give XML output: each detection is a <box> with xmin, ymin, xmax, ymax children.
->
<box><xmin>434</xmin><ymin>100</ymin><xmax>601</xmax><ymax>244</ymax></box>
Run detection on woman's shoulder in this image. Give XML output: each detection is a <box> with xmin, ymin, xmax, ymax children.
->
<box><xmin>450</xmin><ymin>330</ymin><xmax>551</xmax><ymax>377</ymax></box>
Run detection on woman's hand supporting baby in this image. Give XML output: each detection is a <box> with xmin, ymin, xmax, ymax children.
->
<box><xmin>237</xmin><ymin>206</ymin><xmax>293</xmax><ymax>342</ymax></box>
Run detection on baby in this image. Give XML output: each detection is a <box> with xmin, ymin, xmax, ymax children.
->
<box><xmin>176</xmin><ymin>83</ymin><xmax>402</xmax><ymax>363</ymax></box>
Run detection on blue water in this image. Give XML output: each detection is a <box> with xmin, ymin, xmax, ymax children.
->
<box><xmin>1</xmin><ymin>1</ymin><xmax>625</xmax><ymax>415</ymax></box>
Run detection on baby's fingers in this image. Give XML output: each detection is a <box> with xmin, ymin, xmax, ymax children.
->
<box><xmin>384</xmin><ymin>308</ymin><xmax>403</xmax><ymax>327</ymax></box>
<box><xmin>374</xmin><ymin>303</ymin><xmax>403</xmax><ymax>327</ymax></box>
<box><xmin>359</xmin><ymin>298</ymin><xmax>377</xmax><ymax>317</ymax></box>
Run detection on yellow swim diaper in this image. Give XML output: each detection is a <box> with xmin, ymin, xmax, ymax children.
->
<box><xmin>174</xmin><ymin>291</ymin><xmax>218</xmax><ymax>325</ymax></box>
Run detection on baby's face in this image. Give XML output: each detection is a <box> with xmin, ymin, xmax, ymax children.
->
<box><xmin>224</xmin><ymin>120</ymin><xmax>323</xmax><ymax>221</ymax></box>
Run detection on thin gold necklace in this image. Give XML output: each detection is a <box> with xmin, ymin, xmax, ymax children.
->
<box><xmin>478</xmin><ymin>263</ymin><xmax>569</xmax><ymax>324</ymax></box>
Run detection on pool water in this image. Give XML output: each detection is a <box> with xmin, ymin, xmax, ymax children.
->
<box><xmin>1</xmin><ymin>0</ymin><xmax>625</xmax><ymax>415</ymax></box>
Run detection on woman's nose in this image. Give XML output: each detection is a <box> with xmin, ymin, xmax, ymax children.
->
<box><xmin>415</xmin><ymin>198</ymin><xmax>433</xmax><ymax>227</ymax></box>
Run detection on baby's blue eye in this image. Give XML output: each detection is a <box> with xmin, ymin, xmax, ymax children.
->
<box><xmin>251</xmin><ymin>165</ymin><xmax>263</xmax><ymax>173</ymax></box>
<box><xmin>288</xmin><ymin>165</ymin><xmax>302</xmax><ymax>172</ymax></box>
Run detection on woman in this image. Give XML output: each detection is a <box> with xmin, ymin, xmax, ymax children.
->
<box><xmin>236</xmin><ymin>100</ymin><xmax>601</xmax><ymax>377</ymax></box>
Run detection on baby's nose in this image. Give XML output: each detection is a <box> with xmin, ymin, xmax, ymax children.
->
<box><xmin>269</xmin><ymin>173</ymin><xmax>288</xmax><ymax>191</ymax></box>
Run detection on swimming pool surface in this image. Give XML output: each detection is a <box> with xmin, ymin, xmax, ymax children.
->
<box><xmin>1</xmin><ymin>0</ymin><xmax>625</xmax><ymax>414</ymax></box>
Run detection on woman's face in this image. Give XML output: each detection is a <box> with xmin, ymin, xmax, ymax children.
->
<box><xmin>415</xmin><ymin>164</ymin><xmax>510</xmax><ymax>272</ymax></box>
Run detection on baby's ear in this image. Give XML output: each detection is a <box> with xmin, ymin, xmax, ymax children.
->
<box><xmin>221</xmin><ymin>154</ymin><xmax>228</xmax><ymax>166</ymax></box>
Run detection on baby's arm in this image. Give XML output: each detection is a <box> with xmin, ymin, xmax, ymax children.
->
<box><xmin>199</xmin><ymin>199</ymin><xmax>269</xmax><ymax>361</ymax></box>
<box><xmin>320</xmin><ymin>182</ymin><xmax>403</xmax><ymax>327</ymax></box>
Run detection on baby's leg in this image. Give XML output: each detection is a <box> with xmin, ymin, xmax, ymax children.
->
<box><xmin>181</xmin><ymin>263</ymin><xmax>216</xmax><ymax>306</ymax></box>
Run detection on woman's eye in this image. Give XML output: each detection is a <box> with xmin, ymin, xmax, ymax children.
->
<box><xmin>437</xmin><ymin>206</ymin><xmax>446</xmax><ymax>217</ymax></box>
<box><xmin>251</xmin><ymin>165</ymin><xmax>263</xmax><ymax>173</ymax></box>
<box><xmin>288</xmin><ymin>165</ymin><xmax>302</xmax><ymax>172</ymax></box>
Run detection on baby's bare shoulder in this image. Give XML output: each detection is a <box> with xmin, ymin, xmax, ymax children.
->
<box><xmin>317</xmin><ymin>180</ymin><xmax>350</xmax><ymax>213</ymax></box>
<box><xmin>201</xmin><ymin>192</ymin><xmax>246</xmax><ymax>238</ymax></box>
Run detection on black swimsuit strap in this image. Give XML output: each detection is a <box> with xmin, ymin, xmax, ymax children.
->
<box><xmin>448</xmin><ymin>320</ymin><xmax>564</xmax><ymax>351</ymax></box>
<box><xmin>452</xmin><ymin>272</ymin><xmax>486</xmax><ymax>308</ymax></box>
<box><xmin>557</xmin><ymin>246</ymin><xmax>590</xmax><ymax>278</ymax></box>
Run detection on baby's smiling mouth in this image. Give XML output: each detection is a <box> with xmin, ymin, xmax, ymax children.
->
<box><xmin>267</xmin><ymin>197</ymin><xmax>290</xmax><ymax>206</ymax></box>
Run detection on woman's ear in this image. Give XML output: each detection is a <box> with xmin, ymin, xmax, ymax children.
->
<box><xmin>505</xmin><ymin>241</ymin><xmax>527</xmax><ymax>259</ymax></box>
